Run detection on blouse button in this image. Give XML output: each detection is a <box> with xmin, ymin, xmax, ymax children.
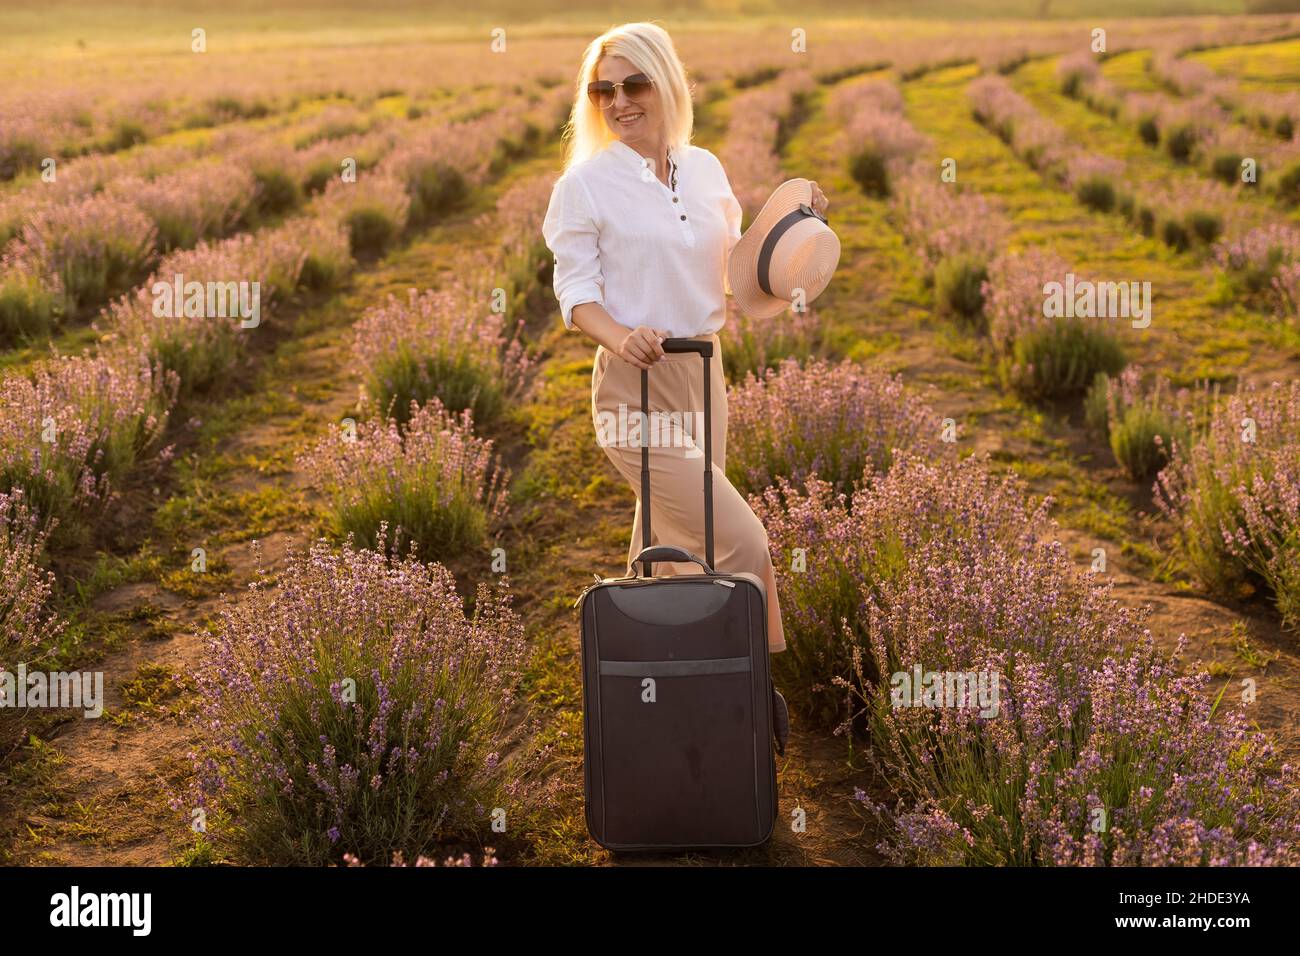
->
<box><xmin>680</xmin><ymin>214</ymin><xmax>687</xmax><ymax>221</ymax></box>
<box><xmin>672</xmin><ymin>196</ymin><xmax>679</xmax><ymax>203</ymax></box>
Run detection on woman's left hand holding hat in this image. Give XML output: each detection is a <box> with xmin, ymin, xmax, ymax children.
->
<box><xmin>807</xmin><ymin>180</ymin><xmax>829</xmax><ymax>216</ymax></box>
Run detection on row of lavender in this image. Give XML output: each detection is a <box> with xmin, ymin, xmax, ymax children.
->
<box><xmin>0</xmin><ymin>23</ymin><xmax>1070</xmax><ymax>181</ymax></box>
<box><xmin>0</xmin><ymin>35</ymin><xmax>590</xmax><ymax>184</ymax></box>
<box><xmin>1057</xmin><ymin>50</ymin><xmax>1300</xmax><ymax>205</ymax></box>
<box><xmin>966</xmin><ymin>72</ymin><xmax>1300</xmax><ymax>341</ymax></box>
<box><xmin>0</xmin><ymin>91</ymin><xmax>505</xmax><ymax>244</ymax></box>
<box><xmin>837</xmin><ymin>68</ymin><xmax>1300</xmax><ymax>626</ymax></box>
<box><xmin>181</xmin><ymin>173</ymin><xmax>556</xmax><ymax>864</ymax></box>
<box><xmin>0</xmin><ymin>98</ymin><xmax>564</xmax><ymax>767</ymax></box>
<box><xmin>0</xmin><ymin>88</ymin><xmax>521</xmax><ymax>344</ymax></box>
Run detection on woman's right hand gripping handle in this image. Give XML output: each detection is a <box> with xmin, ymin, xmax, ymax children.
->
<box><xmin>571</xmin><ymin>302</ymin><xmax>669</xmax><ymax>371</ymax></box>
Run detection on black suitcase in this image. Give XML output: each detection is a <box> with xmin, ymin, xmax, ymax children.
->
<box><xmin>577</xmin><ymin>337</ymin><xmax>786</xmax><ymax>852</ymax></box>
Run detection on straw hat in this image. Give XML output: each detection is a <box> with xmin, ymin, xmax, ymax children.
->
<box><xmin>727</xmin><ymin>178</ymin><xmax>841</xmax><ymax>320</ymax></box>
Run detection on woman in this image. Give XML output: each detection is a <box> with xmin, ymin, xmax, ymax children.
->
<box><xmin>542</xmin><ymin>21</ymin><xmax>828</xmax><ymax>655</ymax></box>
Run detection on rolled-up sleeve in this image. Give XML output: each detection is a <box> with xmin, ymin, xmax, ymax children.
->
<box><xmin>542</xmin><ymin>173</ymin><xmax>604</xmax><ymax>330</ymax></box>
<box><xmin>714</xmin><ymin>156</ymin><xmax>743</xmax><ymax>297</ymax></box>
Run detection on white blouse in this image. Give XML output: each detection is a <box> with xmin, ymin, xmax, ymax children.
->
<box><xmin>542</xmin><ymin>140</ymin><xmax>743</xmax><ymax>338</ymax></box>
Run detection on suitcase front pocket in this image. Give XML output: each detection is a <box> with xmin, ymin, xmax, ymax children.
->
<box><xmin>593</xmin><ymin>659</ymin><xmax>768</xmax><ymax>848</ymax></box>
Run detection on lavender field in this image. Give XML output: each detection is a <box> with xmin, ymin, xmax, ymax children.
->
<box><xmin>2</xmin><ymin>1</ymin><xmax>1300</xmax><ymax>870</ymax></box>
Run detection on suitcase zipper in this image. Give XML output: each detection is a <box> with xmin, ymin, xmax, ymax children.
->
<box><xmin>572</xmin><ymin>573</ymin><xmax>608</xmax><ymax>608</ymax></box>
<box><xmin>575</xmin><ymin>571</ymin><xmax>732</xmax><ymax>607</ymax></box>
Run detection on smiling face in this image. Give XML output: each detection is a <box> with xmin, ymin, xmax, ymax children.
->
<box><xmin>595</xmin><ymin>55</ymin><xmax>663</xmax><ymax>152</ymax></box>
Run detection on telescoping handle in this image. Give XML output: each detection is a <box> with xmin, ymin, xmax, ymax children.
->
<box><xmin>638</xmin><ymin>337</ymin><xmax>714</xmax><ymax>577</ymax></box>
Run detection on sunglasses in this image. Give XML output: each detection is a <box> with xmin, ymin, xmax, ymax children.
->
<box><xmin>587</xmin><ymin>73</ymin><xmax>654</xmax><ymax>110</ymax></box>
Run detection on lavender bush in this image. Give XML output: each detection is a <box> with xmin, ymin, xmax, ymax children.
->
<box><xmin>352</xmin><ymin>281</ymin><xmax>530</xmax><ymax>428</ymax></box>
<box><xmin>380</xmin><ymin>134</ymin><xmax>469</xmax><ymax>227</ymax></box>
<box><xmin>1084</xmin><ymin>366</ymin><xmax>1190</xmax><ymax>482</ymax></box>
<box><xmin>892</xmin><ymin>176</ymin><xmax>1007</xmax><ymax>276</ymax></box>
<box><xmin>1137</xmin><ymin>178</ymin><xmax>1236</xmax><ymax>251</ymax></box>
<box><xmin>15</xmin><ymin>195</ymin><xmax>156</xmax><ymax>312</ymax></box>
<box><xmin>835</xmin><ymin>82</ymin><xmax>929</xmax><ymax>199</ymax></box>
<box><xmin>274</xmin><ymin>215</ymin><xmax>353</xmax><ymax>292</ymax></box>
<box><xmin>1065</xmin><ymin>153</ymin><xmax>1126</xmax><ymax>214</ymax></box>
<box><xmin>0</xmin><ymin>488</ymin><xmax>61</xmax><ymax>664</ymax></box>
<box><xmin>1148</xmin><ymin>50</ymin><xmax>1233</xmax><ymax>101</ymax></box>
<box><xmin>982</xmin><ymin>249</ymin><xmax>1127</xmax><ymax>401</ymax></box>
<box><xmin>103</xmin><ymin>159</ymin><xmax>257</xmax><ymax>252</ymax></box>
<box><xmin>892</xmin><ymin>175</ymin><xmax>1008</xmax><ymax>323</ymax></box>
<box><xmin>756</xmin><ymin>452</ymin><xmax>1300</xmax><ymax>864</ymax></box>
<box><xmin>1056</xmin><ymin>51</ymin><xmax>1100</xmax><ymax>98</ymax></box>
<box><xmin>1277</xmin><ymin>261</ymin><xmax>1300</xmax><ymax>323</ymax></box>
<box><xmin>189</xmin><ymin>538</ymin><xmax>527</xmax><ymax>865</ymax></box>
<box><xmin>0</xmin><ymin>488</ymin><xmax>62</xmax><ymax>750</ymax></box>
<box><xmin>0</xmin><ymin>347</ymin><xmax>177</xmax><ymax>535</ymax></box>
<box><xmin>753</xmin><ymin>454</ymin><xmax>1045</xmax><ymax>727</ymax></box>
<box><xmin>1245</xmin><ymin>90</ymin><xmax>1300</xmax><ymax>141</ymax></box>
<box><xmin>299</xmin><ymin>398</ymin><xmax>507</xmax><ymax>560</ymax></box>
<box><xmin>492</xmin><ymin>175</ymin><xmax>556</xmax><ymax>322</ymax></box>
<box><xmin>101</xmin><ymin>228</ymin><xmax>307</xmax><ymax>392</ymax></box>
<box><xmin>319</xmin><ymin>173</ymin><xmax>411</xmax><ymax>257</ymax></box>
<box><xmin>853</xmin><ymin>533</ymin><xmax>1300</xmax><ymax>866</ymax></box>
<box><xmin>726</xmin><ymin>357</ymin><xmax>937</xmax><ymax>496</ymax></box>
<box><xmin>1155</xmin><ymin>381</ymin><xmax>1300</xmax><ymax>628</ymax></box>
<box><xmin>718</xmin><ymin>298</ymin><xmax>821</xmax><ymax>382</ymax></box>
<box><xmin>1213</xmin><ymin>224</ymin><xmax>1300</xmax><ymax>308</ymax></box>
<box><xmin>1277</xmin><ymin>153</ymin><xmax>1300</xmax><ymax>207</ymax></box>
<box><xmin>0</xmin><ymin>248</ymin><xmax>63</xmax><ymax>343</ymax></box>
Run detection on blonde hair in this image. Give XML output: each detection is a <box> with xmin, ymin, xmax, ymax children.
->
<box><xmin>562</xmin><ymin>21</ymin><xmax>694</xmax><ymax>171</ymax></box>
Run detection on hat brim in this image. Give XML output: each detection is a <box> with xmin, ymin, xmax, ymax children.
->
<box><xmin>727</xmin><ymin>178</ymin><xmax>835</xmax><ymax>320</ymax></box>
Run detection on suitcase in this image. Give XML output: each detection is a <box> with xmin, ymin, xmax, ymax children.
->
<box><xmin>576</xmin><ymin>336</ymin><xmax>786</xmax><ymax>852</ymax></box>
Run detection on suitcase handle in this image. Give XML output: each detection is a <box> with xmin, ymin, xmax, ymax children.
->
<box><xmin>662</xmin><ymin>338</ymin><xmax>714</xmax><ymax>357</ymax></box>
<box><xmin>640</xmin><ymin>337</ymin><xmax>715</xmax><ymax>577</ymax></box>
<box><xmin>630</xmin><ymin>545</ymin><xmax>714</xmax><ymax>577</ymax></box>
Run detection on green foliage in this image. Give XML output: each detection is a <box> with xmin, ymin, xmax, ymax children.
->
<box><xmin>1110</xmin><ymin>401</ymin><xmax>1183</xmax><ymax>482</ymax></box>
<box><xmin>0</xmin><ymin>272</ymin><xmax>61</xmax><ymax>344</ymax></box>
<box><xmin>1005</xmin><ymin>317</ymin><xmax>1127</xmax><ymax>402</ymax></box>
<box><xmin>406</xmin><ymin>163</ymin><xmax>467</xmax><ymax>227</ymax></box>
<box><xmin>345</xmin><ymin>208</ymin><xmax>400</xmax><ymax>256</ymax></box>
<box><xmin>252</xmin><ymin>168</ymin><xmax>304</xmax><ymax>217</ymax></box>
<box><xmin>1276</xmin><ymin>159</ymin><xmax>1300</xmax><ymax>206</ymax></box>
<box><xmin>1163</xmin><ymin>123</ymin><xmax>1197</xmax><ymax>163</ymax></box>
<box><xmin>849</xmin><ymin>147</ymin><xmax>891</xmax><ymax>197</ymax></box>
<box><xmin>367</xmin><ymin>348</ymin><xmax>505</xmax><ymax>428</ymax></box>
<box><xmin>934</xmin><ymin>253</ymin><xmax>988</xmax><ymax>323</ymax></box>
<box><xmin>1075</xmin><ymin>174</ymin><xmax>1117</xmax><ymax>212</ymax></box>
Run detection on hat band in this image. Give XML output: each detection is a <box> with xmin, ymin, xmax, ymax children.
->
<box><xmin>757</xmin><ymin>203</ymin><xmax>826</xmax><ymax>297</ymax></box>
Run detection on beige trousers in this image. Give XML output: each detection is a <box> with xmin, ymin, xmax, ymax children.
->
<box><xmin>590</xmin><ymin>332</ymin><xmax>786</xmax><ymax>653</ymax></box>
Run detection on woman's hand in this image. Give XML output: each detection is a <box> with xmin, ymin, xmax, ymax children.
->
<box><xmin>616</xmin><ymin>325</ymin><xmax>671</xmax><ymax>370</ymax></box>
<box><xmin>808</xmin><ymin>180</ymin><xmax>829</xmax><ymax>216</ymax></box>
